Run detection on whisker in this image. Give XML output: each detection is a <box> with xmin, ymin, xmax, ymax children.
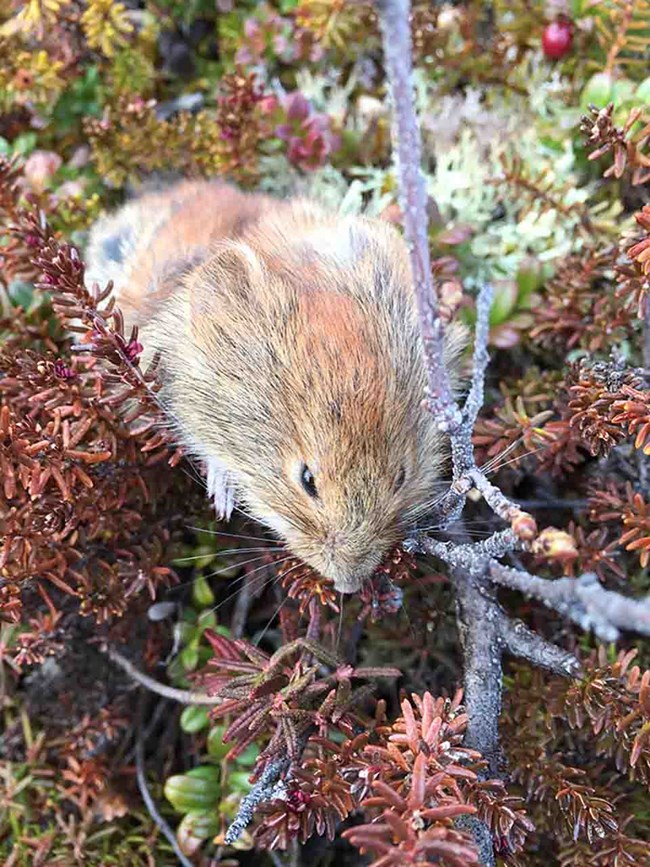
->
<box><xmin>184</xmin><ymin>526</ymin><xmax>274</xmax><ymax>543</ymax></box>
<box><xmin>485</xmin><ymin>444</ymin><xmax>546</xmax><ymax>474</ymax></box>
<box><xmin>168</xmin><ymin>552</ymin><xmax>282</xmax><ymax>593</ymax></box>
<box><xmin>253</xmin><ymin>570</ymin><xmax>299</xmax><ymax>647</ymax></box>
<box><xmin>172</xmin><ymin>546</ymin><xmax>283</xmax><ymax>564</ymax></box>
<box><xmin>206</xmin><ymin>556</ymin><xmax>294</xmax><ymax>617</ymax></box>
<box><xmin>479</xmin><ymin>437</ymin><xmax>524</xmax><ymax>474</ymax></box>
<box><xmin>202</xmin><ymin>553</ymin><xmax>283</xmax><ymax>582</ymax></box>
<box><xmin>337</xmin><ymin>592</ymin><xmax>345</xmax><ymax>654</ymax></box>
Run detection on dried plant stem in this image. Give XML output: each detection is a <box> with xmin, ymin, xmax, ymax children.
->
<box><xmin>100</xmin><ymin>644</ymin><xmax>217</xmax><ymax>705</ymax></box>
<box><xmin>135</xmin><ymin>703</ymin><xmax>195</xmax><ymax>867</ymax></box>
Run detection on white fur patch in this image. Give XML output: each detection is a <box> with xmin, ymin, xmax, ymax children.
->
<box><xmin>206</xmin><ymin>456</ymin><xmax>236</xmax><ymax>521</ymax></box>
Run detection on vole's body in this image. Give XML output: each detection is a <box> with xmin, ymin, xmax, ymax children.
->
<box><xmin>87</xmin><ymin>180</ymin><xmax>463</xmax><ymax>593</ymax></box>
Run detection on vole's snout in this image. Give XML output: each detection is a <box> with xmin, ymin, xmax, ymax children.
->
<box><xmin>333</xmin><ymin>575</ymin><xmax>364</xmax><ymax>595</ymax></box>
<box><xmin>321</xmin><ymin>536</ymin><xmax>386</xmax><ymax>595</ymax></box>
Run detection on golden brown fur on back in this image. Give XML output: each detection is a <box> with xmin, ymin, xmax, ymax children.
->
<box><xmin>86</xmin><ymin>181</ymin><xmax>465</xmax><ymax>592</ymax></box>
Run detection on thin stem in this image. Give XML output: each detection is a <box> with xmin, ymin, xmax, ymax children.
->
<box><xmin>135</xmin><ymin>700</ymin><xmax>195</xmax><ymax>867</ymax></box>
<box><xmin>100</xmin><ymin>644</ymin><xmax>217</xmax><ymax>705</ymax></box>
<box><xmin>462</xmin><ymin>283</ymin><xmax>493</xmax><ymax>432</ymax></box>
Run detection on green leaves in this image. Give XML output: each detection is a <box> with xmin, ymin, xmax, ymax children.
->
<box><xmin>180</xmin><ymin>705</ymin><xmax>211</xmax><ymax>734</ymax></box>
<box><xmin>164</xmin><ymin>765</ymin><xmax>221</xmax><ymax>813</ymax></box>
<box><xmin>176</xmin><ymin>811</ymin><xmax>221</xmax><ymax>857</ymax></box>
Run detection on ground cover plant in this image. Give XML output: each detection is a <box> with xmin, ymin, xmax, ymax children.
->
<box><xmin>1</xmin><ymin>1</ymin><xmax>649</xmax><ymax>865</ymax></box>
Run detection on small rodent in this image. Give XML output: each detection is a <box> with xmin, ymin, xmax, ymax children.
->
<box><xmin>86</xmin><ymin>180</ymin><xmax>464</xmax><ymax>593</ymax></box>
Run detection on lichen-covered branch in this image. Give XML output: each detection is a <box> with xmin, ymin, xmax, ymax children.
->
<box><xmin>410</xmin><ymin>533</ymin><xmax>650</xmax><ymax>641</ymax></box>
<box><xmin>407</xmin><ymin>529</ymin><xmax>521</xmax><ymax>567</ymax></box>
<box><xmin>224</xmin><ymin>755</ymin><xmax>291</xmax><ymax>845</ymax></box>
<box><xmin>375</xmin><ymin>0</ymin><xmax>461</xmax><ymax>433</ymax></box>
<box><xmin>488</xmin><ymin>564</ymin><xmax>650</xmax><ymax>642</ymax></box>
<box><xmin>463</xmin><ymin>283</ymin><xmax>494</xmax><ymax>432</ymax></box>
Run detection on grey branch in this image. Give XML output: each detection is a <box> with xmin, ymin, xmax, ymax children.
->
<box><xmin>453</xmin><ymin>570</ymin><xmax>503</xmax><ymax>775</ymax></box>
<box><xmin>468</xmin><ymin>469</ymin><xmax>533</xmax><ymax>528</ymax></box>
<box><xmin>411</xmin><ymin>535</ymin><xmax>650</xmax><ymax>642</ymax></box>
<box><xmin>100</xmin><ymin>644</ymin><xmax>218</xmax><ymax>705</ymax></box>
<box><xmin>462</xmin><ymin>282</ymin><xmax>493</xmax><ymax>433</ymax></box>
<box><xmin>407</xmin><ymin>530</ymin><xmax>521</xmax><ymax>570</ymax></box>
<box><xmin>373</xmin><ymin>3</ymin><xmax>647</xmax><ymax>867</ymax></box>
<box><xmin>488</xmin><ymin>564</ymin><xmax>650</xmax><ymax>642</ymax></box>
<box><xmin>375</xmin><ymin>0</ymin><xmax>461</xmax><ymax>433</ymax></box>
<box><xmin>499</xmin><ymin>617</ymin><xmax>581</xmax><ymax>676</ymax></box>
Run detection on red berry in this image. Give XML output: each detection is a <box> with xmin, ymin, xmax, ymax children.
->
<box><xmin>542</xmin><ymin>17</ymin><xmax>573</xmax><ymax>60</ymax></box>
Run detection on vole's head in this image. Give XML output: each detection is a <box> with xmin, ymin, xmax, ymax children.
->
<box><xmin>175</xmin><ymin>207</ymin><xmax>464</xmax><ymax>593</ymax></box>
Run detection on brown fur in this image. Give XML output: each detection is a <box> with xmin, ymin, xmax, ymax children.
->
<box><xmin>86</xmin><ymin>180</ymin><xmax>465</xmax><ymax>592</ymax></box>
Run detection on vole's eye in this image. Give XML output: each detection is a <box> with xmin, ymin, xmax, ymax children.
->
<box><xmin>394</xmin><ymin>466</ymin><xmax>406</xmax><ymax>491</ymax></box>
<box><xmin>300</xmin><ymin>464</ymin><xmax>318</xmax><ymax>498</ymax></box>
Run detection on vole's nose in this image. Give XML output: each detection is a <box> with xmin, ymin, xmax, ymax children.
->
<box><xmin>328</xmin><ymin>555</ymin><xmax>383</xmax><ymax>595</ymax></box>
<box><xmin>332</xmin><ymin>573</ymin><xmax>364</xmax><ymax>595</ymax></box>
<box><xmin>322</xmin><ymin>534</ymin><xmax>386</xmax><ymax>594</ymax></box>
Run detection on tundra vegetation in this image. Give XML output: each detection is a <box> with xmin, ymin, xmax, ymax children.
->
<box><xmin>0</xmin><ymin>1</ymin><xmax>649</xmax><ymax>865</ymax></box>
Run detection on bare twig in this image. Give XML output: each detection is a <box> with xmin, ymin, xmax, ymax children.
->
<box><xmin>468</xmin><ymin>469</ymin><xmax>537</xmax><ymax>536</ymax></box>
<box><xmin>374</xmin><ymin>5</ymin><xmax>650</xmax><ymax>865</ymax></box>
<box><xmin>100</xmin><ymin>644</ymin><xmax>217</xmax><ymax>705</ymax></box>
<box><xmin>463</xmin><ymin>283</ymin><xmax>493</xmax><ymax>432</ymax></box>
<box><xmin>499</xmin><ymin>617</ymin><xmax>580</xmax><ymax>675</ymax></box>
<box><xmin>135</xmin><ymin>699</ymin><xmax>195</xmax><ymax>867</ymax></box>
<box><xmin>453</xmin><ymin>571</ymin><xmax>502</xmax><ymax>774</ymax></box>
<box><xmin>411</xmin><ymin>532</ymin><xmax>650</xmax><ymax>641</ymax></box>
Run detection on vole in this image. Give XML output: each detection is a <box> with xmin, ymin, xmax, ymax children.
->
<box><xmin>86</xmin><ymin>180</ymin><xmax>464</xmax><ymax>594</ymax></box>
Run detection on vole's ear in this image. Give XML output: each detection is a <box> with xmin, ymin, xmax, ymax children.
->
<box><xmin>189</xmin><ymin>241</ymin><xmax>263</xmax><ymax>323</ymax></box>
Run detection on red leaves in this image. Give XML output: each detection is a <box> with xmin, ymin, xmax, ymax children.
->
<box><xmin>341</xmin><ymin>691</ymin><xmax>532</xmax><ymax>864</ymax></box>
<box><xmin>553</xmin><ymin>648</ymin><xmax>650</xmax><ymax>786</ymax></box>
<box><xmin>580</xmin><ymin>104</ymin><xmax>650</xmax><ymax>186</ymax></box>
<box><xmin>531</xmin><ymin>247</ymin><xmax>634</xmax><ymax>354</ymax></box>
<box><xmin>0</xmin><ymin>156</ymin><xmax>186</xmax><ymax>630</ymax></box>
<box><xmin>278</xmin><ymin>556</ymin><xmax>340</xmax><ymax>615</ymax></box>
<box><xmin>611</xmin><ymin>383</ymin><xmax>650</xmax><ymax>455</ymax></box>
<box><xmin>589</xmin><ymin>481</ymin><xmax>650</xmax><ymax>570</ymax></box>
<box><xmin>199</xmin><ymin>631</ymin><xmax>399</xmax><ymax>770</ymax></box>
<box><xmin>254</xmin><ymin>757</ymin><xmax>355</xmax><ymax>849</ymax></box>
<box><xmin>616</xmin><ymin>204</ymin><xmax>650</xmax><ymax>318</ymax></box>
<box><xmin>215</xmin><ymin>70</ymin><xmax>268</xmax><ymax>186</ymax></box>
